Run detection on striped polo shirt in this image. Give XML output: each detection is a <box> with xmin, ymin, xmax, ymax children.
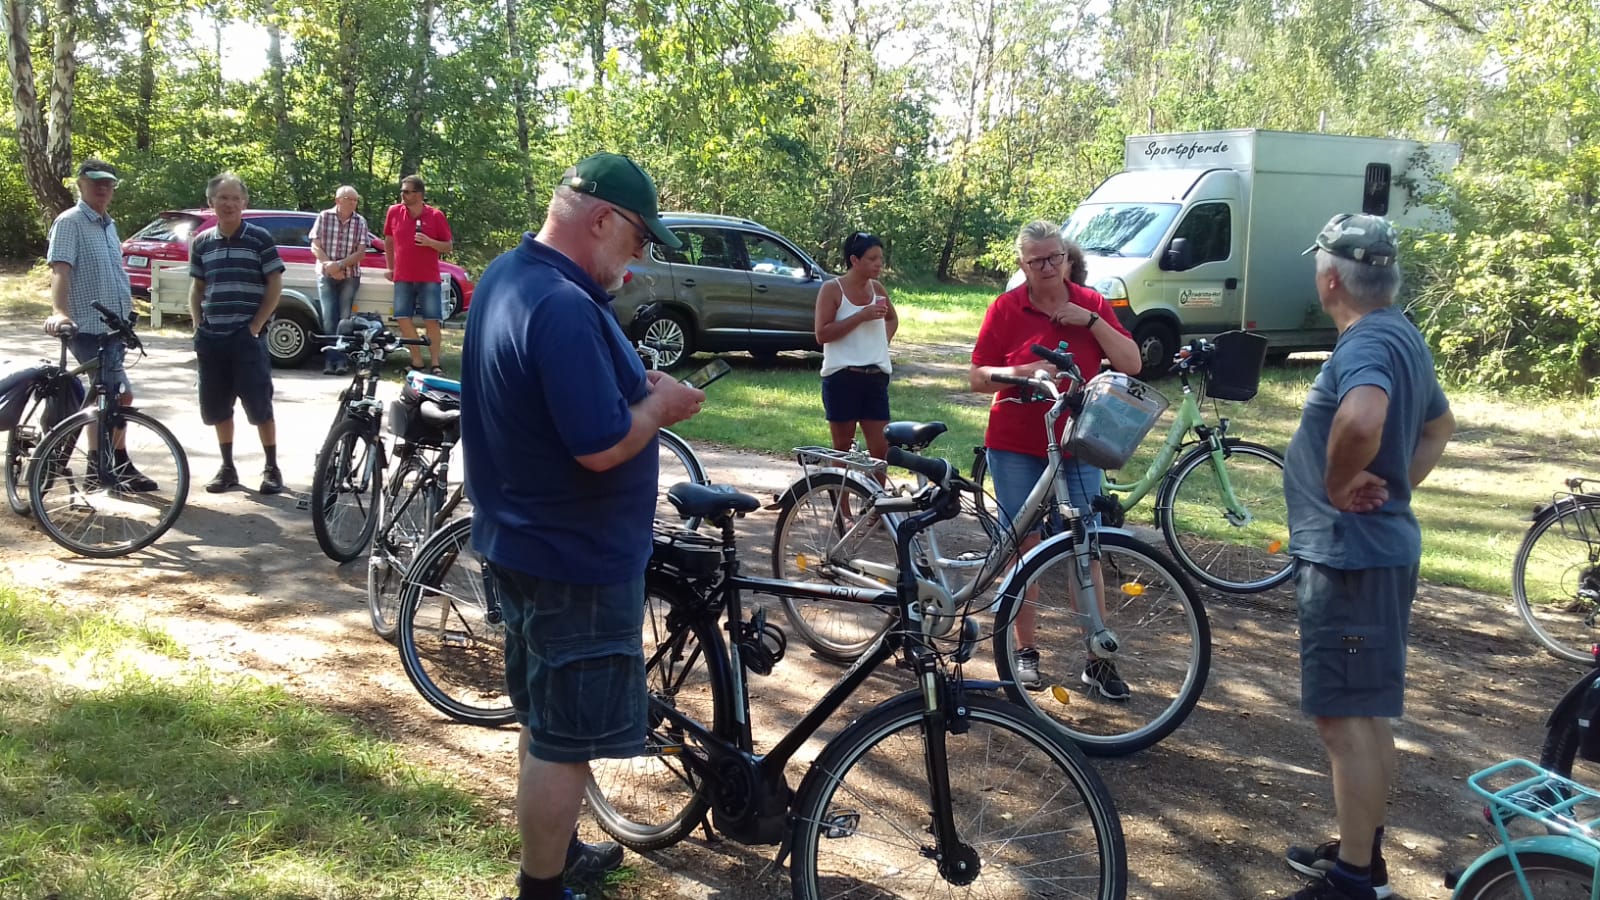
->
<box><xmin>189</xmin><ymin>221</ymin><xmax>285</xmax><ymax>337</ymax></box>
<box><xmin>45</xmin><ymin>200</ymin><xmax>133</xmax><ymax>335</ymax></box>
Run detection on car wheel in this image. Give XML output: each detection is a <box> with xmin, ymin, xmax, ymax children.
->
<box><xmin>639</xmin><ymin>311</ymin><xmax>693</xmax><ymax>370</ymax></box>
<box><xmin>1133</xmin><ymin>320</ymin><xmax>1178</xmax><ymax>380</ymax></box>
<box><xmin>750</xmin><ymin>350</ymin><xmax>780</xmax><ymax>367</ymax></box>
<box><xmin>444</xmin><ymin>279</ymin><xmax>463</xmax><ymax>321</ymax></box>
<box><xmin>265</xmin><ymin>311</ymin><xmax>316</xmax><ymax>368</ymax></box>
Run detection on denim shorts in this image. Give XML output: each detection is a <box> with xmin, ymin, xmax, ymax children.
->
<box><xmin>194</xmin><ymin>326</ymin><xmax>274</xmax><ymax>426</ymax></box>
<box><xmin>821</xmin><ymin>368</ymin><xmax>890</xmax><ymax>423</ymax></box>
<box><xmin>488</xmin><ymin>561</ymin><xmax>647</xmax><ymax>763</ymax></box>
<box><xmin>1295</xmin><ymin>559</ymin><xmax>1418</xmax><ymax>718</ymax></box>
<box><xmin>68</xmin><ymin>333</ymin><xmax>128</xmax><ymax>398</ymax></box>
<box><xmin>393</xmin><ymin>280</ymin><xmax>442</xmax><ymax>321</ymax></box>
<box><xmin>986</xmin><ymin>448</ymin><xmax>1102</xmax><ymax>537</ymax></box>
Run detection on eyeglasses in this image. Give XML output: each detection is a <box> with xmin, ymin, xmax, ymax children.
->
<box><xmin>1023</xmin><ymin>252</ymin><xmax>1066</xmax><ymax>272</ymax></box>
<box><xmin>609</xmin><ymin>205</ymin><xmax>653</xmax><ymax>251</ymax></box>
<box><xmin>400</xmin><ymin>188</ymin><xmax>421</xmax><ymax>195</ymax></box>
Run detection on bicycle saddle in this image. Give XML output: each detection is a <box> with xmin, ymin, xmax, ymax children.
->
<box><xmin>416</xmin><ymin>400</ymin><xmax>460</xmax><ymax>433</ymax></box>
<box><xmin>667</xmin><ymin>482</ymin><xmax>761</xmax><ymax>519</ymax></box>
<box><xmin>884</xmin><ymin>421</ymin><xmax>948</xmax><ymax>451</ymax></box>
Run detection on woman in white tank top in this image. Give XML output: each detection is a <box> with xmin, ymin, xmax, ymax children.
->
<box><xmin>815</xmin><ymin>231</ymin><xmax>898</xmax><ymax>465</ymax></box>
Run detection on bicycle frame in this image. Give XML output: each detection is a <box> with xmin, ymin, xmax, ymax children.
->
<box><xmin>1457</xmin><ymin>759</ymin><xmax>1600</xmax><ymax>899</ymax></box>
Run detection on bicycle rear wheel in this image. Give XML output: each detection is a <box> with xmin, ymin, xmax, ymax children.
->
<box><xmin>994</xmin><ymin>530</ymin><xmax>1209</xmax><ymax>756</ymax></box>
<box><xmin>396</xmin><ymin>517</ymin><xmax>514</xmax><ymax>726</ymax></box>
<box><xmin>587</xmin><ymin>576</ymin><xmax>724</xmax><ymax>851</ymax></box>
<box><xmin>5</xmin><ymin>389</ymin><xmax>46</xmax><ymax>516</ymax></box>
<box><xmin>368</xmin><ymin>447</ymin><xmax>441</xmax><ymax>641</ymax></box>
<box><xmin>658</xmin><ymin>428</ymin><xmax>707</xmax><ymax>531</ymax></box>
<box><xmin>1513</xmin><ymin>496</ymin><xmax>1600</xmax><ymax>664</ymax></box>
<box><xmin>310</xmin><ymin>417</ymin><xmax>381</xmax><ymax>562</ymax></box>
<box><xmin>790</xmin><ymin>692</ymin><xmax>1127</xmax><ymax>900</ymax></box>
<box><xmin>1158</xmin><ymin>440</ymin><xmax>1292</xmax><ymax>594</ymax></box>
<box><xmin>28</xmin><ymin>407</ymin><xmax>189</xmax><ymax>558</ymax></box>
<box><xmin>1451</xmin><ymin>851</ymin><xmax>1594</xmax><ymax>899</ymax></box>
<box><xmin>771</xmin><ymin>471</ymin><xmax>897</xmax><ymax>663</ymax></box>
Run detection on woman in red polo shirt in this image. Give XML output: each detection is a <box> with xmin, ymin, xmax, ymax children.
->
<box><xmin>969</xmin><ymin>220</ymin><xmax>1141</xmax><ymax>698</ymax></box>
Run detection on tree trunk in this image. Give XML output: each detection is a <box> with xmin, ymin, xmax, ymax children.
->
<box><xmin>336</xmin><ymin>0</ymin><xmax>359</xmax><ymax>178</ymax></box>
<box><xmin>1</xmin><ymin>0</ymin><xmax>71</xmax><ymax>221</ymax></box>
<box><xmin>588</xmin><ymin>0</ymin><xmax>606</xmax><ymax>89</ymax></box>
<box><xmin>506</xmin><ymin>0</ymin><xmax>535</xmax><ymax>214</ymax></box>
<box><xmin>134</xmin><ymin>3</ymin><xmax>154</xmax><ymax>151</ymax></box>
<box><xmin>399</xmin><ymin>0</ymin><xmax>434</xmax><ymax>176</ymax></box>
<box><xmin>263</xmin><ymin>0</ymin><xmax>305</xmax><ymax>205</ymax></box>
<box><xmin>45</xmin><ymin>0</ymin><xmax>74</xmax><ymax>179</ymax></box>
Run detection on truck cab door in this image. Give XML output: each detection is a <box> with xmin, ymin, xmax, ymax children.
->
<box><xmin>1160</xmin><ymin>201</ymin><xmax>1241</xmax><ymax>336</ymax></box>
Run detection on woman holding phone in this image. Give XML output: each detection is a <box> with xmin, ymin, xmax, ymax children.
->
<box><xmin>815</xmin><ymin>231</ymin><xmax>898</xmax><ymax>465</ymax></box>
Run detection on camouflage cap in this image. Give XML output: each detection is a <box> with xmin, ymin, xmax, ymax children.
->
<box><xmin>1302</xmin><ymin>213</ymin><xmax>1398</xmax><ymax>267</ymax></box>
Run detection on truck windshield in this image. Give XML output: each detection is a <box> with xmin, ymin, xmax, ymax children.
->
<box><xmin>1062</xmin><ymin>203</ymin><xmax>1181</xmax><ymax>258</ymax></box>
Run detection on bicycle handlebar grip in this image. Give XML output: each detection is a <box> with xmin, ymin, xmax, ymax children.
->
<box><xmin>887</xmin><ymin>446</ymin><xmax>953</xmax><ymax>485</ymax></box>
<box><xmin>400</xmin><ymin>338</ymin><xmax>430</xmax><ymax>346</ymax></box>
<box><xmin>56</xmin><ymin>323</ymin><xmax>79</xmax><ymax>340</ymax></box>
<box><xmin>990</xmin><ymin>373</ymin><xmax>1031</xmax><ymax>386</ymax></box>
<box><xmin>1030</xmin><ymin>343</ymin><xmax>1076</xmax><ymax>374</ymax></box>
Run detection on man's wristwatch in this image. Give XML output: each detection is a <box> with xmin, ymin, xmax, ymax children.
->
<box><xmin>1085</xmin><ymin>313</ymin><xmax>1100</xmax><ymax>329</ymax></box>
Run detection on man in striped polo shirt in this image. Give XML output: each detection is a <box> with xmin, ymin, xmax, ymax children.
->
<box><xmin>187</xmin><ymin>172</ymin><xmax>286</xmax><ymax>495</ymax></box>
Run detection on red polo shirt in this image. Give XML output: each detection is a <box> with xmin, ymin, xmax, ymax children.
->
<box><xmin>385</xmin><ymin>203</ymin><xmax>453</xmax><ymax>283</ymax></box>
<box><xmin>972</xmin><ymin>282</ymin><xmax>1131</xmax><ymax>458</ymax></box>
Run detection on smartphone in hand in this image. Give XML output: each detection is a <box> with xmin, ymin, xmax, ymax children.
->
<box><xmin>680</xmin><ymin>358</ymin><xmax>732</xmax><ymax>390</ymax></box>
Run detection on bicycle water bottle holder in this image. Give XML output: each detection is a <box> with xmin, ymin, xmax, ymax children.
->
<box><xmin>1468</xmin><ymin>759</ymin><xmax>1600</xmax><ymax>853</ymax></box>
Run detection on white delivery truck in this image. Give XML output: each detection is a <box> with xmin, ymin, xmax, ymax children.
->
<box><xmin>1030</xmin><ymin>129</ymin><xmax>1459</xmax><ymax>375</ymax></box>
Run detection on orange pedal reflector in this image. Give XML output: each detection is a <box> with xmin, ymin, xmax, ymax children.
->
<box><xmin>1050</xmin><ymin>684</ymin><xmax>1073</xmax><ymax>705</ymax></box>
<box><xmin>1120</xmin><ymin>582</ymin><xmax>1144</xmax><ymax>597</ymax></box>
<box><xmin>1268</xmin><ymin>540</ymin><xmax>1284</xmax><ymax>553</ymax></box>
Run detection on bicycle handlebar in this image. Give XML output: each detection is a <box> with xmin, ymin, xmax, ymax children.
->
<box><xmin>887</xmin><ymin>446</ymin><xmax>953</xmax><ymax>487</ymax></box>
<box><xmin>90</xmin><ymin>301</ymin><xmax>143</xmax><ymax>353</ymax></box>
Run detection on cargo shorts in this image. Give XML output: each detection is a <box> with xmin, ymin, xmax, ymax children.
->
<box><xmin>1295</xmin><ymin>559</ymin><xmax>1418</xmax><ymax>718</ymax></box>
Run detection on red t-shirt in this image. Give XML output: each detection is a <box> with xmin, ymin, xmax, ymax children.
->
<box><xmin>971</xmin><ymin>282</ymin><xmax>1132</xmax><ymax>458</ymax></box>
<box><xmin>385</xmin><ymin>203</ymin><xmax>453</xmax><ymax>283</ymax></box>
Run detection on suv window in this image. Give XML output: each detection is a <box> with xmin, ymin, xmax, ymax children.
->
<box><xmin>742</xmin><ymin>234</ymin><xmax>808</xmax><ymax>278</ymax></box>
<box><xmin>1170</xmin><ymin>203</ymin><xmax>1231</xmax><ymax>268</ymax></box>
<box><xmin>662</xmin><ymin>228</ymin><xmax>745</xmax><ymax>270</ymax></box>
<box><xmin>252</xmin><ymin>215</ymin><xmax>313</xmax><ymax>248</ymax></box>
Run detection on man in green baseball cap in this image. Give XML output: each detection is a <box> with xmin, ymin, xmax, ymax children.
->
<box><xmin>559</xmin><ymin>151</ymin><xmax>683</xmax><ymax>250</ymax></box>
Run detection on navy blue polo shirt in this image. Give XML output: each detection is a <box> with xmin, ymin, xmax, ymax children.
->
<box><xmin>460</xmin><ymin>233</ymin><xmax>655</xmax><ymax>584</ymax></box>
<box><xmin>189</xmin><ymin>221</ymin><xmax>284</xmax><ymax>336</ymax></box>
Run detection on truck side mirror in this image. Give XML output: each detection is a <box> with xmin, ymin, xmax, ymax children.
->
<box><xmin>1162</xmin><ymin>237</ymin><xmax>1194</xmax><ymax>272</ymax></box>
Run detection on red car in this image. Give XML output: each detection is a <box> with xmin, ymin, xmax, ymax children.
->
<box><xmin>121</xmin><ymin>209</ymin><xmax>474</xmax><ymax>320</ymax></box>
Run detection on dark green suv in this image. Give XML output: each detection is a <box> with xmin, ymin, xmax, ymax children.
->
<box><xmin>612</xmin><ymin>212</ymin><xmax>833</xmax><ymax>368</ymax></box>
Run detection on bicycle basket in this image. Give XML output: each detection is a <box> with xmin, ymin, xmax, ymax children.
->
<box><xmin>650</xmin><ymin>524</ymin><xmax>720</xmax><ymax>578</ymax></box>
<box><xmin>0</xmin><ymin>365</ymin><xmax>44</xmax><ymax>431</ymax></box>
<box><xmin>387</xmin><ymin>380</ymin><xmax>461</xmax><ymax>446</ymax></box>
<box><xmin>1202</xmin><ymin>330</ymin><xmax>1269</xmax><ymax>402</ymax></box>
<box><xmin>1065</xmin><ymin>372</ymin><xmax>1169</xmax><ymax>470</ymax></box>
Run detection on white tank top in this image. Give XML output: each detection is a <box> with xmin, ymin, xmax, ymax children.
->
<box><xmin>820</xmin><ymin>279</ymin><xmax>892</xmax><ymax>377</ymax></box>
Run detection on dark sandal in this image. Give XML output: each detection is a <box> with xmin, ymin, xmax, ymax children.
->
<box><xmin>429</xmin><ymin>365</ymin><xmax>444</xmax><ymax>376</ymax></box>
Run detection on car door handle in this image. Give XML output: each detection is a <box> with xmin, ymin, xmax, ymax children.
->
<box><xmin>1225</xmin><ymin>278</ymin><xmax>1239</xmax><ymax>289</ymax></box>
<box><xmin>755</xmin><ymin>284</ymin><xmax>769</xmax><ymax>293</ymax></box>
<box><xmin>681</xmin><ymin>278</ymin><xmax>696</xmax><ymax>287</ymax></box>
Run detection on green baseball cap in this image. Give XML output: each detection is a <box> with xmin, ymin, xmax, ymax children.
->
<box><xmin>1302</xmin><ymin>213</ymin><xmax>1399</xmax><ymax>267</ymax></box>
<box><xmin>561</xmin><ymin>152</ymin><xmax>682</xmax><ymax>250</ymax></box>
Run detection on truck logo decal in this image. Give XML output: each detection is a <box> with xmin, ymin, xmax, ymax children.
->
<box><xmin>1144</xmin><ymin>140</ymin><xmax>1231</xmax><ymax>161</ymax></box>
<box><xmin>1178</xmin><ymin>289</ymin><xmax>1223</xmax><ymax>308</ymax></box>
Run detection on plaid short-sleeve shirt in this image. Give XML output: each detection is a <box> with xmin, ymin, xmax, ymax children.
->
<box><xmin>45</xmin><ymin>201</ymin><xmax>133</xmax><ymax>335</ymax></box>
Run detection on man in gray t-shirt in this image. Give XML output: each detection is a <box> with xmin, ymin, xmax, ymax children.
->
<box><xmin>1277</xmin><ymin>214</ymin><xmax>1455</xmax><ymax>900</ymax></box>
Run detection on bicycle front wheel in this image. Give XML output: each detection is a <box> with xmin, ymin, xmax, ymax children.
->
<box><xmin>28</xmin><ymin>408</ymin><xmax>190</xmax><ymax>558</ymax></box>
<box><xmin>1513</xmin><ymin>497</ymin><xmax>1600</xmax><ymax>664</ymax></box>
<box><xmin>658</xmin><ymin>428</ymin><xmax>707</xmax><ymax>531</ymax></box>
<box><xmin>310</xmin><ymin>417</ymin><xmax>382</xmax><ymax>562</ymax></box>
<box><xmin>771</xmin><ymin>471</ymin><xmax>897</xmax><ymax>663</ymax></box>
<box><xmin>368</xmin><ymin>449</ymin><xmax>440</xmax><ymax>641</ymax></box>
<box><xmin>1451</xmin><ymin>851</ymin><xmax>1594</xmax><ymax>899</ymax></box>
<box><xmin>1159</xmin><ymin>440</ymin><xmax>1292</xmax><ymax>594</ymax></box>
<box><xmin>994</xmin><ymin>530</ymin><xmax>1209</xmax><ymax>756</ymax></box>
<box><xmin>587</xmin><ymin>576</ymin><xmax>725</xmax><ymax>851</ymax></box>
<box><xmin>790</xmin><ymin>692</ymin><xmax>1127</xmax><ymax>900</ymax></box>
<box><xmin>396</xmin><ymin>517</ymin><xmax>513</xmax><ymax>727</ymax></box>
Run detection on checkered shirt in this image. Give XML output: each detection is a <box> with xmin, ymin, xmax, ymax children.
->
<box><xmin>309</xmin><ymin>207</ymin><xmax>371</xmax><ymax>265</ymax></box>
<box><xmin>45</xmin><ymin>200</ymin><xmax>133</xmax><ymax>335</ymax></box>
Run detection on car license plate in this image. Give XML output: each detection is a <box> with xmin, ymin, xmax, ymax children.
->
<box><xmin>126</xmin><ymin>255</ymin><xmax>149</xmax><ymax>268</ymax></box>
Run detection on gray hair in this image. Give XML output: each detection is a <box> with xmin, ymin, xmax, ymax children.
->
<box><xmin>1316</xmin><ymin>250</ymin><xmax>1402</xmax><ymax>310</ymax></box>
<box><xmin>1016</xmin><ymin>220</ymin><xmax>1063</xmax><ymax>256</ymax></box>
<box><xmin>335</xmin><ymin>185</ymin><xmax>360</xmax><ymax>200</ymax></box>
<box><xmin>206</xmin><ymin>171</ymin><xmax>249</xmax><ymax>202</ymax></box>
<box><xmin>548</xmin><ymin>173</ymin><xmax>604</xmax><ymax>221</ymax></box>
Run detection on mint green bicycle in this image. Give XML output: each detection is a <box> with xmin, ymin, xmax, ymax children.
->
<box><xmin>974</xmin><ymin>331</ymin><xmax>1291</xmax><ymax>594</ymax></box>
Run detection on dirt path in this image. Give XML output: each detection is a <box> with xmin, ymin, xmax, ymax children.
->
<box><xmin>0</xmin><ymin>313</ymin><xmax>1584</xmax><ymax>900</ymax></box>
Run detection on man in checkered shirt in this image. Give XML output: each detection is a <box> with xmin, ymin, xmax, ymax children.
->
<box><xmin>309</xmin><ymin>185</ymin><xmax>371</xmax><ymax>375</ymax></box>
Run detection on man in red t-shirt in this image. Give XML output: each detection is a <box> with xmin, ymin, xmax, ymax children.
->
<box><xmin>384</xmin><ymin>174</ymin><xmax>454</xmax><ymax>373</ymax></box>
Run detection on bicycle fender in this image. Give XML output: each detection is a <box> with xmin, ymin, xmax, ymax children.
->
<box><xmin>1546</xmin><ymin>668</ymin><xmax>1600</xmax><ymax>730</ymax></box>
<box><xmin>1452</xmin><ymin>834</ymin><xmax>1599</xmax><ymax>892</ymax></box>
<box><xmin>766</xmin><ymin>469</ymin><xmax>883</xmax><ymax>511</ymax></box>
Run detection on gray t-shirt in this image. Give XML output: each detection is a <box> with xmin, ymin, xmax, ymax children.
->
<box><xmin>1284</xmin><ymin>306</ymin><xmax>1449</xmax><ymax>569</ymax></box>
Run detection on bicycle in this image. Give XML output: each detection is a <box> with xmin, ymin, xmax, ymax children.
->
<box><xmin>24</xmin><ymin>302</ymin><xmax>190</xmax><ymax>557</ymax></box>
<box><xmin>972</xmin><ymin>330</ymin><xmax>1291</xmax><ymax>594</ymax></box>
<box><xmin>3</xmin><ymin>325</ymin><xmax>89</xmax><ymax>516</ymax></box>
<box><xmin>1511</xmin><ymin>477</ymin><xmax>1600</xmax><ymax>664</ymax></box>
<box><xmin>1445</xmin><ymin>758</ymin><xmax>1600</xmax><ymax>899</ymax></box>
<box><xmin>586</xmin><ymin>453</ymin><xmax>1128</xmax><ymax>898</ymax></box>
<box><xmin>772</xmin><ymin>343</ymin><xmax>1207</xmax><ymax>756</ymax></box>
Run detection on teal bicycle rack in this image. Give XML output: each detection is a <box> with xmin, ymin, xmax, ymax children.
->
<box><xmin>1449</xmin><ymin>759</ymin><xmax>1600</xmax><ymax>899</ymax></box>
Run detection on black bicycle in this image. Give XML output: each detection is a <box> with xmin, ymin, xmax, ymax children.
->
<box><xmin>24</xmin><ymin>303</ymin><xmax>190</xmax><ymax>557</ymax></box>
<box><xmin>4</xmin><ymin>325</ymin><xmax>89</xmax><ymax>515</ymax></box>
<box><xmin>585</xmin><ymin>448</ymin><xmax>1127</xmax><ymax>899</ymax></box>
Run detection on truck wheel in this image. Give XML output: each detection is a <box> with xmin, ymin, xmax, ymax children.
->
<box><xmin>265</xmin><ymin>311</ymin><xmax>316</xmax><ymax>368</ymax></box>
<box><xmin>1133</xmin><ymin>321</ymin><xmax>1178</xmax><ymax>380</ymax></box>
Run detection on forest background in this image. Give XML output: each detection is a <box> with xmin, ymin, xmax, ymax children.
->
<box><xmin>1</xmin><ymin>0</ymin><xmax>1596</xmax><ymax>392</ymax></box>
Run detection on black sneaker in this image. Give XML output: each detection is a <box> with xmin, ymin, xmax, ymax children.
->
<box><xmin>563</xmin><ymin>838</ymin><xmax>624</xmax><ymax>885</ymax></box>
<box><xmin>1014</xmin><ymin>647</ymin><xmax>1043</xmax><ymax>691</ymax></box>
<box><xmin>260</xmin><ymin>465</ymin><xmax>284</xmax><ymax>495</ymax></box>
<box><xmin>1287</xmin><ymin>841</ymin><xmax>1390</xmax><ymax>898</ymax></box>
<box><xmin>1081</xmin><ymin>658</ymin><xmax>1130</xmax><ymax>702</ymax></box>
<box><xmin>206</xmin><ymin>465</ymin><xmax>240</xmax><ymax>493</ymax></box>
<box><xmin>116</xmin><ymin>462</ymin><xmax>159</xmax><ymax>493</ymax></box>
<box><xmin>1277</xmin><ymin>875</ymin><xmax>1370</xmax><ymax>900</ymax></box>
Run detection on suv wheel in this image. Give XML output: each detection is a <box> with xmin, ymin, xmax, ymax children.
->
<box><xmin>639</xmin><ymin>311</ymin><xmax>693</xmax><ymax>369</ymax></box>
<box><xmin>265</xmin><ymin>311</ymin><xmax>316</xmax><ymax>368</ymax></box>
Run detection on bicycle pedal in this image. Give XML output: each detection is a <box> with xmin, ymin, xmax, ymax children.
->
<box><xmin>295</xmin><ymin>498</ymin><xmax>310</xmax><ymax>511</ymax></box>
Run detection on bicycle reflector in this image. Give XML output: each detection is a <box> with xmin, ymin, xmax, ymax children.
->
<box><xmin>1121</xmin><ymin>582</ymin><xmax>1145</xmax><ymax>597</ymax></box>
<box><xmin>1268</xmin><ymin>540</ymin><xmax>1284</xmax><ymax>553</ymax></box>
<box><xmin>795</xmin><ymin>553</ymin><xmax>810</xmax><ymax>572</ymax></box>
<box><xmin>1050</xmin><ymin>685</ymin><xmax>1073</xmax><ymax>705</ymax></box>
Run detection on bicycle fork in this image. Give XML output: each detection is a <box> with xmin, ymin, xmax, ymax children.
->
<box><xmin>915</xmin><ymin>651</ymin><xmax>980</xmax><ymax>885</ymax></box>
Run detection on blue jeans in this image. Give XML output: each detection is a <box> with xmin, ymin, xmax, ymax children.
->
<box><xmin>986</xmin><ymin>448</ymin><xmax>1102</xmax><ymax>537</ymax></box>
<box><xmin>317</xmin><ymin>275</ymin><xmax>360</xmax><ymax>367</ymax></box>
<box><xmin>392</xmin><ymin>280</ymin><xmax>442</xmax><ymax>321</ymax></box>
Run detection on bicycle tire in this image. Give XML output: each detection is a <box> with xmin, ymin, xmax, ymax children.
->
<box><xmin>1158</xmin><ymin>439</ymin><xmax>1293</xmax><ymax>594</ymax></box>
<box><xmin>367</xmin><ymin>447</ymin><xmax>439</xmax><ymax>641</ymax></box>
<box><xmin>1450</xmin><ymin>850</ymin><xmax>1594</xmax><ymax>899</ymax></box>
<box><xmin>993</xmin><ymin>530</ymin><xmax>1208</xmax><ymax>756</ymax></box>
<box><xmin>789</xmin><ymin>692</ymin><xmax>1127</xmax><ymax>900</ymax></box>
<box><xmin>659</xmin><ymin>428</ymin><xmax>707</xmax><ymax>531</ymax></box>
<box><xmin>5</xmin><ymin>387</ymin><xmax>47</xmax><ymax>516</ymax></box>
<box><xmin>771</xmin><ymin>470</ymin><xmax>897</xmax><ymax>663</ymax></box>
<box><xmin>28</xmin><ymin>407</ymin><xmax>190</xmax><ymax>558</ymax></box>
<box><xmin>1513</xmin><ymin>496</ymin><xmax>1600</xmax><ymax>664</ymax></box>
<box><xmin>396</xmin><ymin>517</ymin><xmax>514</xmax><ymax>727</ymax></box>
<box><xmin>310</xmin><ymin>417</ymin><xmax>382</xmax><ymax>562</ymax></box>
<box><xmin>587</xmin><ymin>576</ymin><xmax>726</xmax><ymax>851</ymax></box>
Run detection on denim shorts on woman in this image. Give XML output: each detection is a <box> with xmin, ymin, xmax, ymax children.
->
<box><xmin>821</xmin><ymin>368</ymin><xmax>890</xmax><ymax>423</ymax></box>
<box><xmin>1295</xmin><ymin>559</ymin><xmax>1418</xmax><ymax>718</ymax></box>
<box><xmin>487</xmin><ymin>561</ymin><xmax>647</xmax><ymax>763</ymax></box>
<box><xmin>986</xmin><ymin>448</ymin><xmax>1102</xmax><ymax>538</ymax></box>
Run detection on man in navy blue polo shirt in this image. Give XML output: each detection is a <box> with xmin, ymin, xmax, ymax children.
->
<box><xmin>460</xmin><ymin>153</ymin><xmax>703</xmax><ymax>900</ymax></box>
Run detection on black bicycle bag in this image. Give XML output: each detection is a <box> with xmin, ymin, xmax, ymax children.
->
<box><xmin>387</xmin><ymin>379</ymin><xmax>461</xmax><ymax>447</ymax></box>
<box><xmin>0</xmin><ymin>365</ymin><xmax>44</xmax><ymax>431</ymax></box>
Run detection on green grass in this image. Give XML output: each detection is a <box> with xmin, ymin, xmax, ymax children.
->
<box><xmin>0</xmin><ymin>583</ymin><xmax>526</xmax><ymax>900</ymax></box>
